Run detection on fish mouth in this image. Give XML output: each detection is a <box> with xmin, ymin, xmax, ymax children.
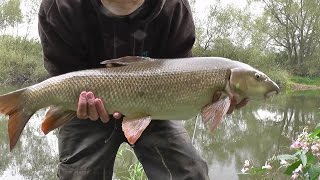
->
<box><xmin>264</xmin><ymin>80</ymin><xmax>280</xmax><ymax>99</ymax></box>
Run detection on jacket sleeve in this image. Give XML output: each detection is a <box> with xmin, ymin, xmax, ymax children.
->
<box><xmin>163</xmin><ymin>0</ymin><xmax>195</xmax><ymax>58</ymax></box>
<box><xmin>38</xmin><ymin>0</ymin><xmax>89</xmax><ymax>76</ymax></box>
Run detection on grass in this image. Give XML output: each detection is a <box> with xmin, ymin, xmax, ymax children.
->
<box><xmin>115</xmin><ymin>144</ymin><xmax>147</xmax><ymax>180</ymax></box>
<box><xmin>288</xmin><ymin>89</ymin><xmax>320</xmax><ymax>97</ymax></box>
<box><xmin>290</xmin><ymin>76</ymin><xmax>320</xmax><ymax>86</ymax></box>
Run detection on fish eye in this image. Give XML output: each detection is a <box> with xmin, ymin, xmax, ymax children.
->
<box><xmin>255</xmin><ymin>73</ymin><xmax>262</xmax><ymax>81</ymax></box>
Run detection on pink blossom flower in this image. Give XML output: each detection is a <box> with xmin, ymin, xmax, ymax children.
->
<box><xmin>241</xmin><ymin>167</ymin><xmax>250</xmax><ymax>173</ymax></box>
<box><xmin>244</xmin><ymin>160</ymin><xmax>250</xmax><ymax>167</ymax></box>
<box><xmin>302</xmin><ymin>143</ymin><xmax>310</xmax><ymax>151</ymax></box>
<box><xmin>291</xmin><ymin>172</ymin><xmax>299</xmax><ymax>179</ymax></box>
<box><xmin>312</xmin><ymin>144</ymin><xmax>319</xmax><ymax>152</ymax></box>
<box><xmin>280</xmin><ymin>160</ymin><xmax>288</xmax><ymax>166</ymax></box>
<box><xmin>295</xmin><ymin>164</ymin><xmax>303</xmax><ymax>173</ymax></box>
<box><xmin>262</xmin><ymin>161</ymin><xmax>272</xmax><ymax>170</ymax></box>
<box><xmin>290</xmin><ymin>141</ymin><xmax>302</xmax><ymax>149</ymax></box>
<box><xmin>311</xmin><ymin>143</ymin><xmax>320</xmax><ymax>155</ymax></box>
<box><xmin>241</xmin><ymin>160</ymin><xmax>252</xmax><ymax>173</ymax></box>
<box><xmin>291</xmin><ymin>164</ymin><xmax>303</xmax><ymax>179</ymax></box>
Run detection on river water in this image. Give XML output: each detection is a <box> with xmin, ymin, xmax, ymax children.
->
<box><xmin>0</xmin><ymin>90</ymin><xmax>319</xmax><ymax>180</ymax></box>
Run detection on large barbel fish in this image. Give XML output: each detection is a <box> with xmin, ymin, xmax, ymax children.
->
<box><xmin>0</xmin><ymin>56</ymin><xmax>280</xmax><ymax>151</ymax></box>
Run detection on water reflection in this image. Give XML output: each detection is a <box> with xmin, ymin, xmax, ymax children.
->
<box><xmin>185</xmin><ymin>91</ymin><xmax>320</xmax><ymax>179</ymax></box>
<box><xmin>0</xmin><ymin>111</ymin><xmax>58</xmax><ymax>180</ymax></box>
<box><xmin>0</xmin><ymin>91</ymin><xmax>319</xmax><ymax>179</ymax></box>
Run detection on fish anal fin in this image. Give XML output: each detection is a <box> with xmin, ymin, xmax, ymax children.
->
<box><xmin>0</xmin><ymin>88</ymin><xmax>33</xmax><ymax>151</ymax></box>
<box><xmin>201</xmin><ymin>97</ymin><xmax>231</xmax><ymax>131</ymax></box>
<box><xmin>122</xmin><ymin>116</ymin><xmax>152</xmax><ymax>145</ymax></box>
<box><xmin>100</xmin><ymin>56</ymin><xmax>152</xmax><ymax>67</ymax></box>
<box><xmin>41</xmin><ymin>107</ymin><xmax>76</xmax><ymax>135</ymax></box>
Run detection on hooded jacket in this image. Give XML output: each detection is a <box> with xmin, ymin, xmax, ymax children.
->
<box><xmin>38</xmin><ymin>0</ymin><xmax>195</xmax><ymax>76</ymax></box>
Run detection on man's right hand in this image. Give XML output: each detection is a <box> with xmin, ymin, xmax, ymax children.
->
<box><xmin>77</xmin><ymin>91</ymin><xmax>122</xmax><ymax>123</ymax></box>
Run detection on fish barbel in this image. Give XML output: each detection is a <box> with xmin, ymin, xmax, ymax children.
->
<box><xmin>0</xmin><ymin>56</ymin><xmax>280</xmax><ymax>151</ymax></box>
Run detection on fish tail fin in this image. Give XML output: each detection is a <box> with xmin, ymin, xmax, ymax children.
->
<box><xmin>201</xmin><ymin>97</ymin><xmax>231</xmax><ymax>131</ymax></box>
<box><xmin>0</xmin><ymin>88</ymin><xmax>33</xmax><ymax>151</ymax></box>
<box><xmin>41</xmin><ymin>106</ymin><xmax>76</xmax><ymax>135</ymax></box>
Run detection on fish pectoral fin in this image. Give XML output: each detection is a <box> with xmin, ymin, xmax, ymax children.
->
<box><xmin>201</xmin><ymin>97</ymin><xmax>231</xmax><ymax>131</ymax></box>
<box><xmin>122</xmin><ymin>116</ymin><xmax>152</xmax><ymax>145</ymax></box>
<box><xmin>41</xmin><ymin>106</ymin><xmax>76</xmax><ymax>134</ymax></box>
<box><xmin>100</xmin><ymin>56</ymin><xmax>152</xmax><ymax>67</ymax></box>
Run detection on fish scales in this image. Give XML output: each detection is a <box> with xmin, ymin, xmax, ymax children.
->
<box><xmin>23</xmin><ymin>58</ymin><xmax>230</xmax><ymax>120</ymax></box>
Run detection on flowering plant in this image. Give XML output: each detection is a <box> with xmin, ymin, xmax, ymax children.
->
<box><xmin>241</xmin><ymin>124</ymin><xmax>320</xmax><ymax>179</ymax></box>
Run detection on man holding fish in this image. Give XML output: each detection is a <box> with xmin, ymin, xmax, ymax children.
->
<box><xmin>38</xmin><ymin>0</ymin><xmax>213</xmax><ymax>179</ymax></box>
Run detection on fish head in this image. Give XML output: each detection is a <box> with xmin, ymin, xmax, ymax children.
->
<box><xmin>229</xmin><ymin>68</ymin><xmax>280</xmax><ymax>99</ymax></box>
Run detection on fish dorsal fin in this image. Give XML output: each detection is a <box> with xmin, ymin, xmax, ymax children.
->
<box><xmin>122</xmin><ymin>115</ymin><xmax>152</xmax><ymax>144</ymax></box>
<box><xmin>41</xmin><ymin>106</ymin><xmax>76</xmax><ymax>134</ymax></box>
<box><xmin>201</xmin><ymin>97</ymin><xmax>231</xmax><ymax>131</ymax></box>
<box><xmin>100</xmin><ymin>56</ymin><xmax>152</xmax><ymax>68</ymax></box>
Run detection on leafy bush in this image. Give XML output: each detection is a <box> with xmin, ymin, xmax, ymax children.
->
<box><xmin>0</xmin><ymin>35</ymin><xmax>48</xmax><ymax>86</ymax></box>
<box><xmin>241</xmin><ymin>125</ymin><xmax>320</xmax><ymax>179</ymax></box>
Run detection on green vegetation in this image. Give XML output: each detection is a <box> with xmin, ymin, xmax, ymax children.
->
<box><xmin>115</xmin><ymin>144</ymin><xmax>147</xmax><ymax>180</ymax></box>
<box><xmin>0</xmin><ymin>35</ymin><xmax>48</xmax><ymax>86</ymax></box>
<box><xmin>0</xmin><ymin>0</ymin><xmax>47</xmax><ymax>87</ymax></box>
<box><xmin>289</xmin><ymin>90</ymin><xmax>320</xmax><ymax>98</ymax></box>
<box><xmin>290</xmin><ymin>76</ymin><xmax>320</xmax><ymax>86</ymax></box>
<box><xmin>242</xmin><ymin>125</ymin><xmax>320</xmax><ymax>179</ymax></box>
<box><xmin>191</xmin><ymin>0</ymin><xmax>320</xmax><ymax>87</ymax></box>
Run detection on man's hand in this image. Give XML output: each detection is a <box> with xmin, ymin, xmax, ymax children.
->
<box><xmin>212</xmin><ymin>91</ymin><xmax>249</xmax><ymax>114</ymax></box>
<box><xmin>77</xmin><ymin>91</ymin><xmax>122</xmax><ymax>123</ymax></box>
